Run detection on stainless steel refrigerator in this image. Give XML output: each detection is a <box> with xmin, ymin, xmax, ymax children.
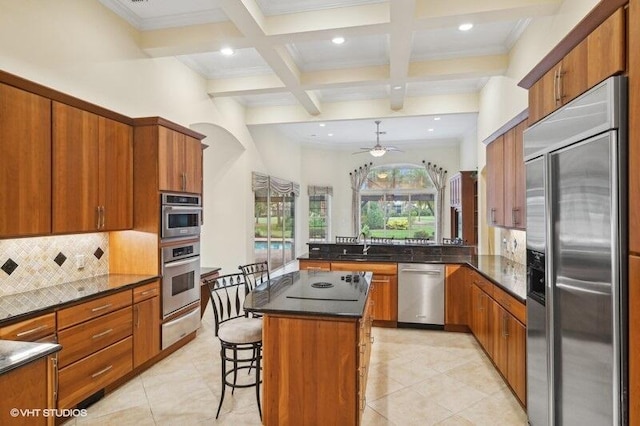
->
<box><xmin>524</xmin><ymin>75</ymin><xmax>628</xmax><ymax>425</ymax></box>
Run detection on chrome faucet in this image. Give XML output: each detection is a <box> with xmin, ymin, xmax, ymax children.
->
<box><xmin>360</xmin><ymin>232</ymin><xmax>370</xmax><ymax>255</ymax></box>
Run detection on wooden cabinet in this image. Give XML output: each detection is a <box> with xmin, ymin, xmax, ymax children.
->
<box><xmin>0</xmin><ymin>83</ymin><xmax>51</xmax><ymax>238</ymax></box>
<box><xmin>444</xmin><ymin>265</ymin><xmax>471</xmax><ymax>328</ymax></box>
<box><xmin>503</xmin><ymin>120</ymin><xmax>526</xmax><ymax>229</ymax></box>
<box><xmin>469</xmin><ymin>271</ymin><xmax>526</xmax><ymax>405</ymax></box>
<box><xmin>0</xmin><ymin>312</ymin><xmax>58</xmax><ymax>425</ymax></box>
<box><xmin>486</xmin><ymin>135</ymin><xmax>504</xmax><ymax>226</ymax></box>
<box><xmin>133</xmin><ymin>281</ymin><xmax>160</xmax><ymax>368</ymax></box>
<box><xmin>158</xmin><ymin>126</ymin><xmax>202</xmax><ymax>194</ymax></box>
<box><xmin>0</xmin><ymin>313</ymin><xmax>56</xmax><ymax>342</ymax></box>
<box><xmin>56</xmin><ymin>289</ymin><xmax>133</xmax><ymax>409</ymax></box>
<box><xmin>0</xmin><ymin>356</ymin><xmax>50</xmax><ymax>426</ymax></box>
<box><xmin>486</xmin><ymin>119</ymin><xmax>526</xmax><ymax>229</ymax></box>
<box><xmin>528</xmin><ymin>8</ymin><xmax>626</xmax><ymax>124</ymax></box>
<box><xmin>449</xmin><ymin>171</ymin><xmax>477</xmax><ymax>246</ymax></box>
<box><xmin>330</xmin><ymin>261</ymin><xmax>398</xmax><ymax>326</ymax></box>
<box><xmin>298</xmin><ymin>260</ymin><xmax>331</xmax><ymax>271</ymax></box>
<box><xmin>261</xmin><ymin>294</ymin><xmax>372</xmax><ymax>425</ymax></box>
<box><xmin>52</xmin><ymin>102</ymin><xmax>132</xmax><ymax>233</ymax></box>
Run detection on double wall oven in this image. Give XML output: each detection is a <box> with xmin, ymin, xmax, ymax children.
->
<box><xmin>160</xmin><ymin>193</ymin><xmax>202</xmax><ymax>349</ymax></box>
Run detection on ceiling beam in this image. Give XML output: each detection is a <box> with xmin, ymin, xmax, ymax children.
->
<box><xmin>244</xmin><ymin>92</ymin><xmax>479</xmax><ymax>125</ymax></box>
<box><xmin>388</xmin><ymin>0</ymin><xmax>416</xmax><ymax>111</ymax></box>
<box><xmin>207</xmin><ymin>55</ymin><xmax>506</xmax><ymax>97</ymax></box>
<box><xmin>218</xmin><ymin>0</ymin><xmax>321</xmax><ymax>115</ymax></box>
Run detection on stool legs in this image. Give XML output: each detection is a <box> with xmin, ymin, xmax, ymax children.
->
<box><xmin>215</xmin><ymin>341</ymin><xmax>262</xmax><ymax>420</ymax></box>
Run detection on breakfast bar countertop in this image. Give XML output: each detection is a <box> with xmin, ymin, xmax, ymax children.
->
<box><xmin>244</xmin><ymin>270</ymin><xmax>372</xmax><ymax>318</ymax></box>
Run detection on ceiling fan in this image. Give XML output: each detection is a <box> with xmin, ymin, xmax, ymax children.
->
<box><xmin>353</xmin><ymin>120</ymin><xmax>402</xmax><ymax>157</ymax></box>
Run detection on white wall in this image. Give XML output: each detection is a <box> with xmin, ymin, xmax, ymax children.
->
<box><xmin>475</xmin><ymin>0</ymin><xmax>600</xmax><ymax>255</ymax></box>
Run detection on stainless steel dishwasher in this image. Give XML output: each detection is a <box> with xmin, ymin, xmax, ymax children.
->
<box><xmin>397</xmin><ymin>263</ymin><xmax>444</xmax><ymax>327</ymax></box>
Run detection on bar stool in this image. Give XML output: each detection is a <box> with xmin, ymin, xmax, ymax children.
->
<box><xmin>238</xmin><ymin>261</ymin><xmax>271</xmax><ymax>292</ymax></box>
<box><xmin>206</xmin><ymin>273</ymin><xmax>263</xmax><ymax>420</ymax></box>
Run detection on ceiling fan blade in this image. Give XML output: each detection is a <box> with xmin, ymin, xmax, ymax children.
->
<box><xmin>386</xmin><ymin>146</ymin><xmax>404</xmax><ymax>152</ymax></box>
<box><xmin>351</xmin><ymin>151</ymin><xmax>370</xmax><ymax>155</ymax></box>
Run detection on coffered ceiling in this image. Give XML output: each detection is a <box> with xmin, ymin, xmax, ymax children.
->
<box><xmin>98</xmin><ymin>0</ymin><xmax>561</xmax><ymax>149</ymax></box>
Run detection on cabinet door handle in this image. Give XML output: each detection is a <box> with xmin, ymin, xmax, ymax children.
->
<box><xmin>91</xmin><ymin>365</ymin><xmax>113</xmax><ymax>378</ymax></box>
<box><xmin>490</xmin><ymin>208</ymin><xmax>496</xmax><ymax>224</ymax></box>
<box><xmin>52</xmin><ymin>356</ymin><xmax>58</xmax><ymax>404</ymax></box>
<box><xmin>100</xmin><ymin>206</ymin><xmax>106</xmax><ymax>229</ymax></box>
<box><xmin>91</xmin><ymin>303</ymin><xmax>112</xmax><ymax>313</ymax></box>
<box><xmin>96</xmin><ymin>206</ymin><xmax>101</xmax><ymax>230</ymax></box>
<box><xmin>182</xmin><ymin>173</ymin><xmax>187</xmax><ymax>191</ymax></box>
<box><xmin>135</xmin><ymin>305</ymin><xmax>140</xmax><ymax>328</ymax></box>
<box><xmin>16</xmin><ymin>324</ymin><xmax>48</xmax><ymax>337</ymax></box>
<box><xmin>92</xmin><ymin>328</ymin><xmax>113</xmax><ymax>339</ymax></box>
<box><xmin>140</xmin><ymin>290</ymin><xmax>154</xmax><ymax>296</ymax></box>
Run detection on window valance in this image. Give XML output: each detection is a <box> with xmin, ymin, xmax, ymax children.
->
<box><xmin>307</xmin><ymin>185</ymin><xmax>333</xmax><ymax>196</ymax></box>
<box><xmin>252</xmin><ymin>172</ymin><xmax>300</xmax><ymax>196</ymax></box>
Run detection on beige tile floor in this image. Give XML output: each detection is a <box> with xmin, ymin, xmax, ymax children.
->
<box><xmin>63</xmin><ymin>309</ymin><xmax>527</xmax><ymax>425</ymax></box>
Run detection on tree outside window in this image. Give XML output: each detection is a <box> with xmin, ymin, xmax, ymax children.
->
<box><xmin>360</xmin><ymin>165</ymin><xmax>436</xmax><ymax>239</ymax></box>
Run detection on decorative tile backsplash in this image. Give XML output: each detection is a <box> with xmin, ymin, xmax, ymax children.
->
<box><xmin>500</xmin><ymin>228</ymin><xmax>526</xmax><ymax>265</ymax></box>
<box><xmin>0</xmin><ymin>233</ymin><xmax>109</xmax><ymax>297</ymax></box>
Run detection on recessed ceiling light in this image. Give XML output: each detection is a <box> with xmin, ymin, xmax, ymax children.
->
<box><xmin>331</xmin><ymin>36</ymin><xmax>345</xmax><ymax>45</ymax></box>
<box><xmin>220</xmin><ymin>47</ymin><xmax>234</xmax><ymax>56</ymax></box>
<box><xmin>458</xmin><ymin>23</ymin><xmax>473</xmax><ymax>32</ymax></box>
<box><xmin>319</xmin><ymin>123</ymin><xmax>326</xmax><ymax>127</ymax></box>
<box><xmin>434</xmin><ymin>117</ymin><xmax>441</xmax><ymax>121</ymax></box>
<box><xmin>393</xmin><ymin>85</ymin><xmax>403</xmax><ymax>90</ymax></box>
<box><xmin>328</xmin><ymin>133</ymin><xmax>334</xmax><ymax>137</ymax></box>
<box><xmin>428</xmin><ymin>128</ymin><xmax>434</xmax><ymax>132</ymax></box>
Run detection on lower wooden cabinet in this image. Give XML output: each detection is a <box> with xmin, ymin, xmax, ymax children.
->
<box><xmin>444</xmin><ymin>265</ymin><xmax>471</xmax><ymax>327</ymax></box>
<box><xmin>471</xmin><ymin>274</ymin><xmax>526</xmax><ymax>406</ymax></box>
<box><xmin>0</xmin><ymin>356</ymin><xmax>51</xmax><ymax>426</ymax></box>
<box><xmin>133</xmin><ymin>281</ymin><xmax>160</xmax><ymax>368</ymax></box>
<box><xmin>58</xmin><ymin>337</ymin><xmax>133</xmax><ymax>409</ymax></box>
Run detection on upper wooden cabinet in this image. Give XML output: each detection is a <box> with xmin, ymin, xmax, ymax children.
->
<box><xmin>486</xmin><ymin>135</ymin><xmax>505</xmax><ymax>227</ymax></box>
<box><xmin>0</xmin><ymin>83</ymin><xmax>52</xmax><ymax>238</ymax></box>
<box><xmin>53</xmin><ymin>102</ymin><xmax>132</xmax><ymax>233</ymax></box>
<box><xmin>158</xmin><ymin>126</ymin><xmax>202</xmax><ymax>194</ymax></box>
<box><xmin>528</xmin><ymin>8</ymin><xmax>625</xmax><ymax>124</ymax></box>
<box><xmin>486</xmin><ymin>119</ymin><xmax>526</xmax><ymax>229</ymax></box>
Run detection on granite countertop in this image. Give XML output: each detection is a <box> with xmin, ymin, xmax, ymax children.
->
<box><xmin>244</xmin><ymin>270</ymin><xmax>372</xmax><ymax>318</ymax></box>
<box><xmin>297</xmin><ymin>252</ymin><xmax>527</xmax><ymax>302</ymax></box>
<box><xmin>0</xmin><ymin>340</ymin><xmax>61</xmax><ymax>375</ymax></box>
<box><xmin>0</xmin><ymin>273</ymin><xmax>159</xmax><ymax>325</ymax></box>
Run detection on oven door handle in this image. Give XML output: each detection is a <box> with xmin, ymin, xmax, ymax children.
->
<box><xmin>164</xmin><ymin>256</ymin><xmax>200</xmax><ymax>268</ymax></box>
<box><xmin>163</xmin><ymin>206</ymin><xmax>202</xmax><ymax>212</ymax></box>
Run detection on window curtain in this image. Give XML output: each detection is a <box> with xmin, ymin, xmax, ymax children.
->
<box><xmin>349</xmin><ymin>162</ymin><xmax>372</xmax><ymax>235</ymax></box>
<box><xmin>423</xmin><ymin>161</ymin><xmax>447</xmax><ymax>243</ymax></box>
<box><xmin>307</xmin><ymin>185</ymin><xmax>333</xmax><ymax>196</ymax></box>
<box><xmin>252</xmin><ymin>172</ymin><xmax>300</xmax><ymax>196</ymax></box>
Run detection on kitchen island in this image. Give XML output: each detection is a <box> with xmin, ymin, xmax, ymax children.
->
<box><xmin>244</xmin><ymin>270</ymin><xmax>373</xmax><ymax>426</ymax></box>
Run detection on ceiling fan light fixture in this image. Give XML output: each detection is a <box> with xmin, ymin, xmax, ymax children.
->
<box><xmin>370</xmin><ymin>147</ymin><xmax>386</xmax><ymax>157</ymax></box>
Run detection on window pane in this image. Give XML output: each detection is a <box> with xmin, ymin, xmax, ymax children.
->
<box><xmin>359</xmin><ymin>165</ymin><xmax>436</xmax><ymax>240</ymax></box>
<box><xmin>309</xmin><ymin>195</ymin><xmax>328</xmax><ymax>241</ymax></box>
<box><xmin>254</xmin><ymin>187</ymin><xmax>296</xmax><ymax>271</ymax></box>
<box><xmin>254</xmin><ymin>189</ymin><xmax>269</xmax><ymax>264</ymax></box>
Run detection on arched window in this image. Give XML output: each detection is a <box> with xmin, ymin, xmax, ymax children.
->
<box><xmin>360</xmin><ymin>164</ymin><xmax>436</xmax><ymax>239</ymax></box>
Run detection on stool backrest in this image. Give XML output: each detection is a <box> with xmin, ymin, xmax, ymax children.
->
<box><xmin>239</xmin><ymin>261</ymin><xmax>270</xmax><ymax>292</ymax></box>
<box><xmin>206</xmin><ymin>273</ymin><xmax>248</xmax><ymax>336</ymax></box>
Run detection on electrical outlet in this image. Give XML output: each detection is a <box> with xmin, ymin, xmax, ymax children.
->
<box><xmin>75</xmin><ymin>254</ymin><xmax>86</xmax><ymax>269</ymax></box>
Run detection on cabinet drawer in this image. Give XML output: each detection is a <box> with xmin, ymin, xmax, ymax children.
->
<box><xmin>0</xmin><ymin>312</ymin><xmax>56</xmax><ymax>341</ymax></box>
<box><xmin>57</xmin><ymin>307</ymin><xmax>132</xmax><ymax>368</ymax></box>
<box><xmin>493</xmin><ymin>285</ymin><xmax>526</xmax><ymax>325</ymax></box>
<box><xmin>58</xmin><ymin>336</ymin><xmax>133</xmax><ymax>409</ymax></box>
<box><xmin>58</xmin><ymin>290</ymin><xmax>132</xmax><ymax>330</ymax></box>
<box><xmin>133</xmin><ymin>280</ymin><xmax>160</xmax><ymax>303</ymax></box>
<box><xmin>468</xmin><ymin>270</ymin><xmax>493</xmax><ymax>297</ymax></box>
<box><xmin>331</xmin><ymin>261</ymin><xmax>397</xmax><ymax>275</ymax></box>
<box><xmin>298</xmin><ymin>260</ymin><xmax>331</xmax><ymax>271</ymax></box>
